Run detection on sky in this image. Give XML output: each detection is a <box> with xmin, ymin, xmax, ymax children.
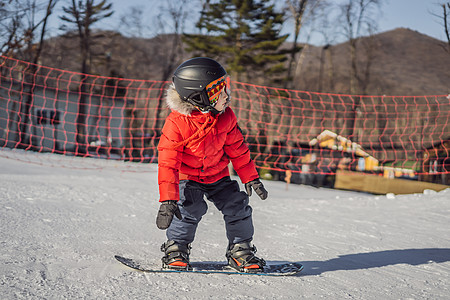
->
<box><xmin>378</xmin><ymin>0</ymin><xmax>447</xmax><ymax>42</ymax></box>
<box><xmin>46</xmin><ymin>0</ymin><xmax>447</xmax><ymax>46</ymax></box>
<box><xmin>103</xmin><ymin>0</ymin><xmax>447</xmax><ymax>44</ymax></box>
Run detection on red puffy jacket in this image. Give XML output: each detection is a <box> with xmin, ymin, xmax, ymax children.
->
<box><xmin>157</xmin><ymin>87</ymin><xmax>259</xmax><ymax>202</ymax></box>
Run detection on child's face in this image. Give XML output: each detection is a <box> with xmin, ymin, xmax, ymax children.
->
<box><xmin>213</xmin><ymin>88</ymin><xmax>229</xmax><ymax>112</ymax></box>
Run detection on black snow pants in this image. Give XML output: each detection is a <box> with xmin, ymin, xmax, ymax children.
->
<box><xmin>166</xmin><ymin>176</ymin><xmax>254</xmax><ymax>246</ymax></box>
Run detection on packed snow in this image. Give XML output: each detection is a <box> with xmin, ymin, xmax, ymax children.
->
<box><xmin>1</xmin><ymin>149</ymin><xmax>449</xmax><ymax>299</ymax></box>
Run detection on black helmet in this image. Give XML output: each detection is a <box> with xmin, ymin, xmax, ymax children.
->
<box><xmin>173</xmin><ymin>57</ymin><xmax>227</xmax><ymax>112</ymax></box>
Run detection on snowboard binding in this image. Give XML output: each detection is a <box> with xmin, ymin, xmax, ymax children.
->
<box><xmin>161</xmin><ymin>240</ymin><xmax>191</xmax><ymax>270</ymax></box>
<box><xmin>226</xmin><ymin>242</ymin><xmax>266</xmax><ymax>273</ymax></box>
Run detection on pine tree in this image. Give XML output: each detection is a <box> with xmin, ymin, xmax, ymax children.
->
<box><xmin>184</xmin><ymin>0</ymin><xmax>289</xmax><ymax>85</ymax></box>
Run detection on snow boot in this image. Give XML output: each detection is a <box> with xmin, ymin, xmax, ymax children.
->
<box><xmin>226</xmin><ymin>242</ymin><xmax>266</xmax><ymax>273</ymax></box>
<box><xmin>161</xmin><ymin>240</ymin><xmax>191</xmax><ymax>270</ymax></box>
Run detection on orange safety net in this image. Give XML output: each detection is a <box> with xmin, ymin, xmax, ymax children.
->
<box><xmin>1</xmin><ymin>56</ymin><xmax>449</xmax><ymax>184</ymax></box>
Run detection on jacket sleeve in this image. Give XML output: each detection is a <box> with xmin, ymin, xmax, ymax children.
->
<box><xmin>223</xmin><ymin>111</ymin><xmax>259</xmax><ymax>184</ymax></box>
<box><xmin>157</xmin><ymin>117</ymin><xmax>183</xmax><ymax>202</ymax></box>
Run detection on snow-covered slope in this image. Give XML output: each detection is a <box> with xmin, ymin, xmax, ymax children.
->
<box><xmin>1</xmin><ymin>150</ymin><xmax>449</xmax><ymax>299</ymax></box>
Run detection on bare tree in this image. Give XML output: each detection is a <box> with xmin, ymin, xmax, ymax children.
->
<box><xmin>114</xmin><ymin>0</ymin><xmax>191</xmax><ymax>155</ymax></box>
<box><xmin>338</xmin><ymin>0</ymin><xmax>382</xmax><ymax>95</ymax></box>
<box><xmin>284</xmin><ymin>0</ymin><xmax>327</xmax><ymax>89</ymax></box>
<box><xmin>118</xmin><ymin>5</ymin><xmax>148</xmax><ymax>38</ymax></box>
<box><xmin>60</xmin><ymin>0</ymin><xmax>113</xmax><ymax>153</ymax></box>
<box><xmin>1</xmin><ymin>0</ymin><xmax>57</xmax><ymax>60</ymax></box>
<box><xmin>152</xmin><ymin>0</ymin><xmax>190</xmax><ymax>137</ymax></box>
<box><xmin>317</xmin><ymin>46</ymin><xmax>335</xmax><ymax>93</ymax></box>
<box><xmin>155</xmin><ymin>0</ymin><xmax>189</xmax><ymax>81</ymax></box>
<box><xmin>60</xmin><ymin>0</ymin><xmax>114</xmax><ymax>74</ymax></box>
<box><xmin>0</xmin><ymin>0</ymin><xmax>23</xmax><ymax>56</ymax></box>
<box><xmin>284</xmin><ymin>0</ymin><xmax>308</xmax><ymax>89</ymax></box>
<box><xmin>0</xmin><ymin>0</ymin><xmax>58</xmax><ymax>148</ymax></box>
<box><xmin>117</xmin><ymin>0</ymin><xmax>190</xmax><ymax>81</ymax></box>
<box><xmin>30</xmin><ymin>0</ymin><xmax>57</xmax><ymax>64</ymax></box>
<box><xmin>314</xmin><ymin>3</ymin><xmax>339</xmax><ymax>92</ymax></box>
<box><xmin>336</xmin><ymin>0</ymin><xmax>382</xmax><ymax>146</ymax></box>
<box><xmin>19</xmin><ymin>0</ymin><xmax>58</xmax><ymax>147</ymax></box>
<box><xmin>432</xmin><ymin>2</ymin><xmax>450</xmax><ymax>53</ymax></box>
<box><xmin>445</xmin><ymin>2</ymin><xmax>450</xmax><ymax>52</ymax></box>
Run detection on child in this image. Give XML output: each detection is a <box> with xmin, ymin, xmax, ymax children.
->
<box><xmin>156</xmin><ymin>57</ymin><xmax>268</xmax><ymax>272</ymax></box>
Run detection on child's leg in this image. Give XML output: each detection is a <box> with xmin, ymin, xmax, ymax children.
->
<box><xmin>206</xmin><ymin>177</ymin><xmax>254</xmax><ymax>245</ymax></box>
<box><xmin>166</xmin><ymin>180</ymin><xmax>208</xmax><ymax>245</ymax></box>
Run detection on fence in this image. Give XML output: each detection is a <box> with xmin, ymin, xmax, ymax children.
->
<box><xmin>1</xmin><ymin>56</ymin><xmax>449</xmax><ymax>185</ymax></box>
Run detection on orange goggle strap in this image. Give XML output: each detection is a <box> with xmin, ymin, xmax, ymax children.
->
<box><xmin>206</xmin><ymin>75</ymin><xmax>229</xmax><ymax>106</ymax></box>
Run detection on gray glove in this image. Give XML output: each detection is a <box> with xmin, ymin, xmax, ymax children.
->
<box><xmin>245</xmin><ymin>179</ymin><xmax>268</xmax><ymax>200</ymax></box>
<box><xmin>156</xmin><ymin>200</ymin><xmax>182</xmax><ymax>230</ymax></box>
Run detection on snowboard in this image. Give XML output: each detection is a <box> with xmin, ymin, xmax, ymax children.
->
<box><xmin>115</xmin><ymin>255</ymin><xmax>303</xmax><ymax>276</ymax></box>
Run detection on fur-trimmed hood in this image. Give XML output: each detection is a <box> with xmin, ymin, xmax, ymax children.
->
<box><xmin>165</xmin><ymin>84</ymin><xmax>196</xmax><ymax>116</ymax></box>
<box><xmin>165</xmin><ymin>83</ymin><xmax>229</xmax><ymax>116</ymax></box>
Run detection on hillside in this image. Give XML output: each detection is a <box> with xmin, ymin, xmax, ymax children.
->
<box><xmin>298</xmin><ymin>28</ymin><xmax>450</xmax><ymax>95</ymax></box>
<box><xmin>39</xmin><ymin>31</ymin><xmax>179</xmax><ymax>82</ymax></box>
<box><xmin>38</xmin><ymin>28</ymin><xmax>450</xmax><ymax>96</ymax></box>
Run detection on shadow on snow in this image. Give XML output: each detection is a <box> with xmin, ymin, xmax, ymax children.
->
<box><xmin>301</xmin><ymin>248</ymin><xmax>450</xmax><ymax>276</ymax></box>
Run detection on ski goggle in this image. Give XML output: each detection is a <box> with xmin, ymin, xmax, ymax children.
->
<box><xmin>206</xmin><ymin>75</ymin><xmax>230</xmax><ymax>106</ymax></box>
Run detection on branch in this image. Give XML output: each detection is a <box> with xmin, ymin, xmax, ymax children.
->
<box><xmin>444</xmin><ymin>3</ymin><xmax>450</xmax><ymax>51</ymax></box>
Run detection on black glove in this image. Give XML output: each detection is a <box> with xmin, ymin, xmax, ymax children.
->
<box><xmin>156</xmin><ymin>200</ymin><xmax>182</xmax><ymax>230</ymax></box>
<box><xmin>245</xmin><ymin>179</ymin><xmax>268</xmax><ymax>200</ymax></box>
